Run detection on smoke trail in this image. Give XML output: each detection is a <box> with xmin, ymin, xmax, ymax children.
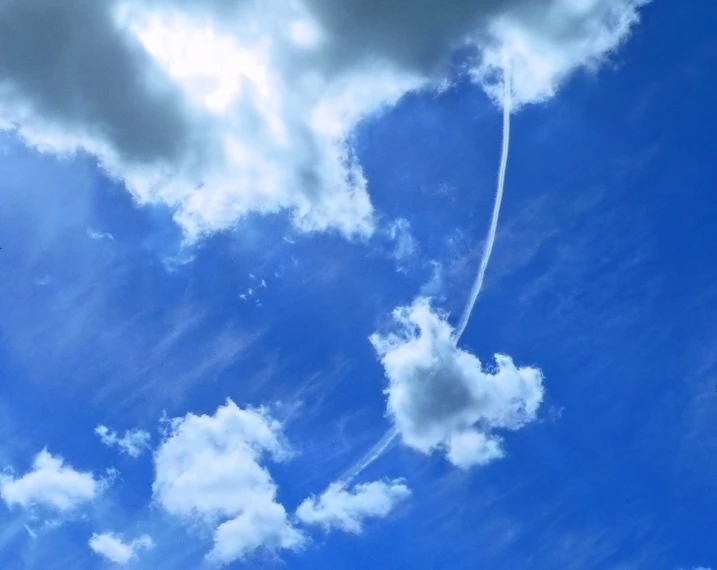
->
<box><xmin>338</xmin><ymin>426</ymin><xmax>398</xmax><ymax>486</ymax></box>
<box><xmin>454</xmin><ymin>61</ymin><xmax>513</xmax><ymax>342</ymax></box>
<box><xmin>334</xmin><ymin>62</ymin><xmax>513</xmax><ymax>486</ymax></box>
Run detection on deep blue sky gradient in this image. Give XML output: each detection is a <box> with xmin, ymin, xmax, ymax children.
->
<box><xmin>1</xmin><ymin>1</ymin><xmax>716</xmax><ymax>568</ymax></box>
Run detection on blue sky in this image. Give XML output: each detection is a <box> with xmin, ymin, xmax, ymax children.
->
<box><xmin>1</xmin><ymin>1</ymin><xmax>716</xmax><ymax>569</ymax></box>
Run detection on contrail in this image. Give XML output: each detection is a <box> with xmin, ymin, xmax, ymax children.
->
<box><xmin>454</xmin><ymin>61</ymin><xmax>513</xmax><ymax>342</ymax></box>
<box><xmin>335</xmin><ymin>62</ymin><xmax>513</xmax><ymax>486</ymax></box>
<box><xmin>337</xmin><ymin>426</ymin><xmax>398</xmax><ymax>486</ymax></box>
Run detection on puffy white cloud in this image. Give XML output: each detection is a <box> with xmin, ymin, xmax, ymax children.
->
<box><xmin>95</xmin><ymin>425</ymin><xmax>151</xmax><ymax>458</ymax></box>
<box><xmin>445</xmin><ymin>429</ymin><xmax>505</xmax><ymax>469</ymax></box>
<box><xmin>207</xmin><ymin>504</ymin><xmax>304</xmax><ymax>566</ymax></box>
<box><xmin>152</xmin><ymin>400</ymin><xmax>303</xmax><ymax>565</ymax></box>
<box><xmin>296</xmin><ymin>480</ymin><xmax>410</xmax><ymax>534</ymax></box>
<box><xmin>89</xmin><ymin>532</ymin><xmax>154</xmax><ymax>565</ymax></box>
<box><xmin>370</xmin><ymin>298</ymin><xmax>544</xmax><ymax>468</ymax></box>
<box><xmin>0</xmin><ymin>449</ymin><xmax>98</xmax><ymax>511</ymax></box>
<box><xmin>0</xmin><ymin>0</ymin><xmax>648</xmax><ymax>241</ymax></box>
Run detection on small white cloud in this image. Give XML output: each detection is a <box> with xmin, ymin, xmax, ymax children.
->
<box><xmin>370</xmin><ymin>298</ymin><xmax>544</xmax><ymax>469</ymax></box>
<box><xmin>296</xmin><ymin>480</ymin><xmax>410</xmax><ymax>534</ymax></box>
<box><xmin>153</xmin><ymin>400</ymin><xmax>303</xmax><ymax>565</ymax></box>
<box><xmin>420</xmin><ymin>261</ymin><xmax>444</xmax><ymax>299</ymax></box>
<box><xmin>87</xmin><ymin>227</ymin><xmax>115</xmax><ymax>241</ymax></box>
<box><xmin>89</xmin><ymin>532</ymin><xmax>154</xmax><ymax>565</ymax></box>
<box><xmin>95</xmin><ymin>425</ymin><xmax>151</xmax><ymax>459</ymax></box>
<box><xmin>386</xmin><ymin>218</ymin><xmax>417</xmax><ymax>267</ymax></box>
<box><xmin>0</xmin><ymin>449</ymin><xmax>98</xmax><ymax>511</ymax></box>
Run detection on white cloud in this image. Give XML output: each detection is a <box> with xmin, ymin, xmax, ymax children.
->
<box><xmin>0</xmin><ymin>449</ymin><xmax>98</xmax><ymax>511</ymax></box>
<box><xmin>386</xmin><ymin>218</ymin><xmax>417</xmax><ymax>267</ymax></box>
<box><xmin>370</xmin><ymin>298</ymin><xmax>544</xmax><ymax>468</ymax></box>
<box><xmin>89</xmin><ymin>532</ymin><xmax>153</xmax><ymax>565</ymax></box>
<box><xmin>95</xmin><ymin>425</ymin><xmax>151</xmax><ymax>458</ymax></box>
<box><xmin>152</xmin><ymin>400</ymin><xmax>303</xmax><ymax>565</ymax></box>
<box><xmin>0</xmin><ymin>0</ymin><xmax>649</xmax><ymax>241</ymax></box>
<box><xmin>474</xmin><ymin>0</ymin><xmax>651</xmax><ymax>108</ymax></box>
<box><xmin>87</xmin><ymin>228</ymin><xmax>115</xmax><ymax>241</ymax></box>
<box><xmin>445</xmin><ymin>429</ymin><xmax>505</xmax><ymax>469</ymax></box>
<box><xmin>420</xmin><ymin>261</ymin><xmax>445</xmax><ymax>300</ymax></box>
<box><xmin>296</xmin><ymin>480</ymin><xmax>410</xmax><ymax>534</ymax></box>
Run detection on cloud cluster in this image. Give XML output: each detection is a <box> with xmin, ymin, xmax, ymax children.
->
<box><xmin>370</xmin><ymin>298</ymin><xmax>544</xmax><ymax>468</ymax></box>
<box><xmin>89</xmin><ymin>532</ymin><xmax>154</xmax><ymax>565</ymax></box>
<box><xmin>95</xmin><ymin>425</ymin><xmax>152</xmax><ymax>458</ymax></box>
<box><xmin>152</xmin><ymin>400</ymin><xmax>303</xmax><ymax>565</ymax></box>
<box><xmin>0</xmin><ymin>449</ymin><xmax>99</xmax><ymax>511</ymax></box>
<box><xmin>0</xmin><ymin>0</ymin><xmax>649</xmax><ymax>240</ymax></box>
<box><xmin>296</xmin><ymin>480</ymin><xmax>410</xmax><ymax>534</ymax></box>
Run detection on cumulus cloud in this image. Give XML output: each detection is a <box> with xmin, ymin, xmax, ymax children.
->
<box><xmin>296</xmin><ymin>480</ymin><xmax>410</xmax><ymax>534</ymax></box>
<box><xmin>0</xmin><ymin>449</ymin><xmax>98</xmax><ymax>511</ymax></box>
<box><xmin>152</xmin><ymin>400</ymin><xmax>303</xmax><ymax>565</ymax></box>
<box><xmin>89</xmin><ymin>532</ymin><xmax>154</xmax><ymax>565</ymax></box>
<box><xmin>0</xmin><ymin>0</ymin><xmax>649</xmax><ymax>240</ymax></box>
<box><xmin>370</xmin><ymin>298</ymin><xmax>544</xmax><ymax>468</ymax></box>
<box><xmin>95</xmin><ymin>425</ymin><xmax>151</xmax><ymax>458</ymax></box>
<box><xmin>473</xmin><ymin>0</ymin><xmax>651</xmax><ymax>107</ymax></box>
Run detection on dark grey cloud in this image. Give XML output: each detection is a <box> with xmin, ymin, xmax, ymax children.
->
<box><xmin>0</xmin><ymin>0</ymin><xmax>202</xmax><ymax>164</ymax></box>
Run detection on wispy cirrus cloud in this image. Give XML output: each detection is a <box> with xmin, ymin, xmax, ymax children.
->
<box><xmin>386</xmin><ymin>218</ymin><xmax>418</xmax><ymax>269</ymax></box>
<box><xmin>296</xmin><ymin>480</ymin><xmax>410</xmax><ymax>534</ymax></box>
<box><xmin>86</xmin><ymin>227</ymin><xmax>115</xmax><ymax>241</ymax></box>
<box><xmin>95</xmin><ymin>425</ymin><xmax>151</xmax><ymax>458</ymax></box>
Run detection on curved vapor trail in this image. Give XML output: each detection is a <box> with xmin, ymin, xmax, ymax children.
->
<box><xmin>337</xmin><ymin>63</ymin><xmax>513</xmax><ymax>486</ymax></box>
<box><xmin>454</xmin><ymin>62</ymin><xmax>513</xmax><ymax>342</ymax></box>
<box><xmin>338</xmin><ymin>426</ymin><xmax>398</xmax><ymax>486</ymax></box>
